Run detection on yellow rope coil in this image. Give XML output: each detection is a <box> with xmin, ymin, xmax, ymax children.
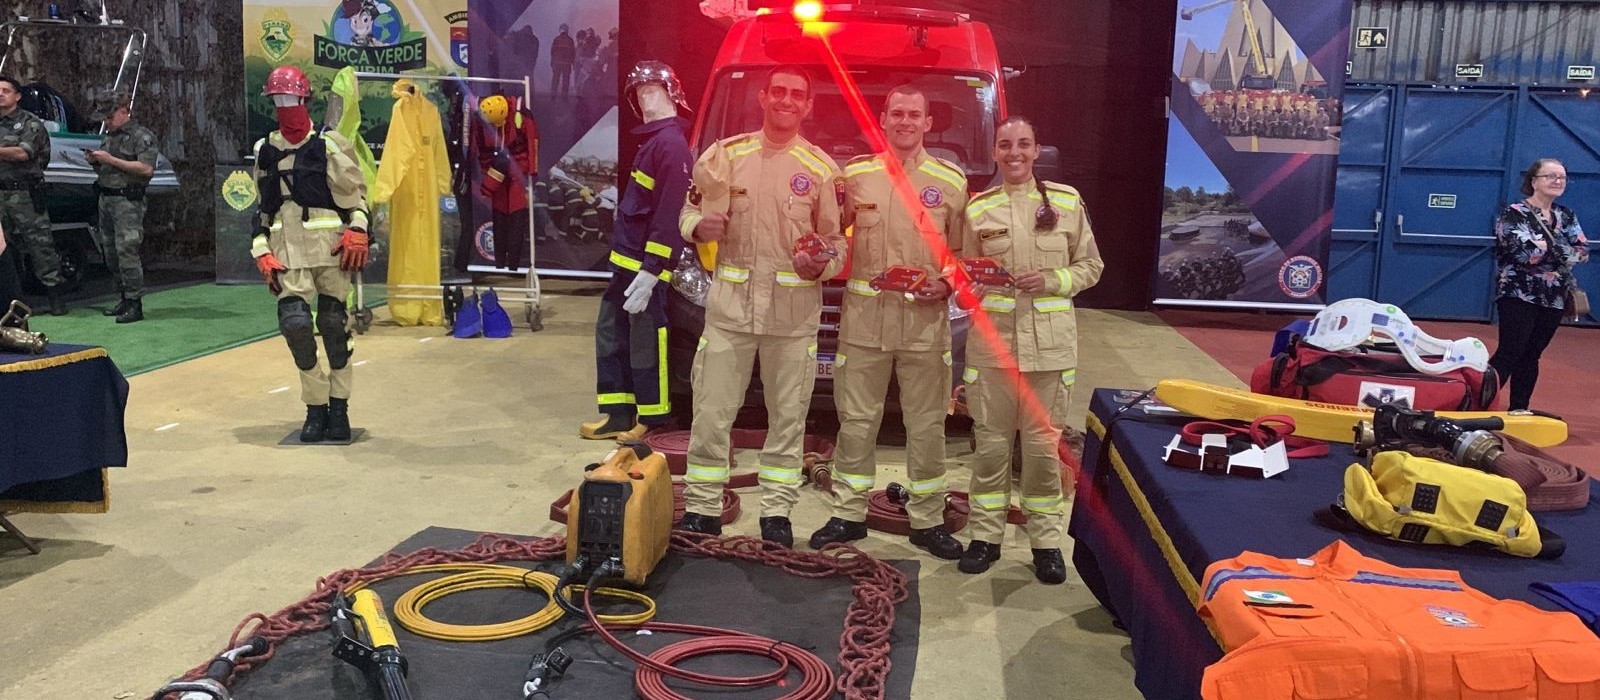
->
<box><xmin>345</xmin><ymin>563</ymin><xmax>656</xmax><ymax>642</ymax></box>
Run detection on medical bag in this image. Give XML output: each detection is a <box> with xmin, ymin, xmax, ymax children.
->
<box><xmin>1251</xmin><ymin>338</ymin><xmax>1500</xmax><ymax>411</ymax></box>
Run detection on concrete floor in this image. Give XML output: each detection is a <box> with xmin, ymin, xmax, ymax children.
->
<box><xmin>0</xmin><ymin>284</ymin><xmax>1242</xmax><ymax>699</ymax></box>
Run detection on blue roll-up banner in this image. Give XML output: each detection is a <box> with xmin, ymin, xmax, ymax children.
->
<box><xmin>1156</xmin><ymin>0</ymin><xmax>1351</xmax><ymax>308</ymax></box>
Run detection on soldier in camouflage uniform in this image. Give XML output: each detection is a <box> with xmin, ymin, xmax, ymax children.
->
<box><xmin>86</xmin><ymin>88</ymin><xmax>158</xmax><ymax>323</ymax></box>
<box><xmin>0</xmin><ymin>75</ymin><xmax>62</xmax><ymax>315</ymax></box>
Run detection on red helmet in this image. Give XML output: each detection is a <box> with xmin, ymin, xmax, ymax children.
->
<box><xmin>263</xmin><ymin>65</ymin><xmax>310</xmax><ymax>97</ymax></box>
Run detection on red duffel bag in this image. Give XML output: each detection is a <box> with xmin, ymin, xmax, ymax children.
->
<box><xmin>1250</xmin><ymin>339</ymin><xmax>1502</xmax><ymax>411</ymax></box>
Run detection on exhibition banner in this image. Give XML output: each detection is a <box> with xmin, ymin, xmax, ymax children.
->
<box><xmin>465</xmin><ymin>0</ymin><xmax>620</xmax><ymax>276</ymax></box>
<box><xmin>1156</xmin><ymin>0</ymin><xmax>1351</xmax><ymax>308</ymax></box>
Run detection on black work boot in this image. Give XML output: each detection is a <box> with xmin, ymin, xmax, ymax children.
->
<box><xmin>1032</xmin><ymin>548</ymin><xmax>1067</xmax><ymax>585</ymax></box>
<box><xmin>300</xmin><ymin>404</ymin><xmax>330</xmax><ymax>443</ymax></box>
<box><xmin>46</xmin><ymin>286</ymin><xmax>66</xmax><ymax>316</ymax></box>
<box><xmin>677</xmin><ymin>512</ymin><xmax>722</xmax><ymax>536</ymax></box>
<box><xmin>327</xmin><ymin>397</ymin><xmax>351</xmax><ymax>442</ymax></box>
<box><xmin>114</xmin><ymin>298</ymin><xmax>143</xmax><ymax>324</ymax></box>
<box><xmin>103</xmin><ymin>296</ymin><xmax>130</xmax><ymax>316</ymax></box>
<box><xmin>759</xmin><ymin>516</ymin><xmax>794</xmax><ymax>548</ymax></box>
<box><xmin>958</xmin><ymin>541</ymin><xmax>1001</xmax><ymax>574</ymax></box>
<box><xmin>808</xmin><ymin>517</ymin><xmax>868</xmax><ymax>549</ymax></box>
<box><xmin>909</xmin><ymin>525</ymin><xmax>964</xmax><ymax>560</ymax></box>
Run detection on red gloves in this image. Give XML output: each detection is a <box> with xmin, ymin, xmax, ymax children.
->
<box><xmin>332</xmin><ymin>228</ymin><xmax>369</xmax><ymax>271</ymax></box>
<box><xmin>256</xmin><ymin>253</ymin><xmax>287</xmax><ymax>295</ymax></box>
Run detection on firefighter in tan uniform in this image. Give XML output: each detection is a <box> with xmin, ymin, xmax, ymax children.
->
<box><xmin>677</xmin><ymin>65</ymin><xmax>844</xmax><ymax>547</ymax></box>
<box><xmin>252</xmin><ymin>65</ymin><xmax>371</xmax><ymax>443</ymax></box>
<box><xmin>957</xmin><ymin>117</ymin><xmax>1103</xmax><ymax>584</ymax></box>
<box><xmin>806</xmin><ymin>85</ymin><xmax>966</xmax><ymax>559</ymax></box>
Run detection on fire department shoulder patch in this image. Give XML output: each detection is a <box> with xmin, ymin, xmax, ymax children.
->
<box><xmin>790</xmin><ymin>173</ymin><xmax>813</xmax><ymax>197</ymax></box>
<box><xmin>835</xmin><ymin>178</ymin><xmax>846</xmax><ymax>206</ymax></box>
<box><xmin>920</xmin><ymin>185</ymin><xmax>943</xmax><ymax>208</ymax></box>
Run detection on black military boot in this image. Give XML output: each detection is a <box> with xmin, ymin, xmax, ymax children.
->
<box><xmin>103</xmin><ymin>296</ymin><xmax>130</xmax><ymax>316</ymax></box>
<box><xmin>46</xmin><ymin>286</ymin><xmax>66</xmax><ymax>316</ymax></box>
<box><xmin>909</xmin><ymin>525</ymin><xmax>964</xmax><ymax>560</ymax></box>
<box><xmin>327</xmin><ymin>397</ymin><xmax>351</xmax><ymax>442</ymax></box>
<box><xmin>759</xmin><ymin>516</ymin><xmax>794</xmax><ymax>548</ymax></box>
<box><xmin>958</xmin><ymin>541</ymin><xmax>1001</xmax><ymax>574</ymax></box>
<box><xmin>114</xmin><ymin>298</ymin><xmax>143</xmax><ymax>324</ymax></box>
<box><xmin>677</xmin><ymin>512</ymin><xmax>722</xmax><ymax>536</ymax></box>
<box><xmin>300</xmin><ymin>404</ymin><xmax>330</xmax><ymax>443</ymax></box>
<box><xmin>1032</xmin><ymin>548</ymin><xmax>1067</xmax><ymax>585</ymax></box>
<box><xmin>808</xmin><ymin>517</ymin><xmax>868</xmax><ymax>549</ymax></box>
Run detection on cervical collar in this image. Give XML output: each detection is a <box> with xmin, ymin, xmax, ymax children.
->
<box><xmin>1305</xmin><ymin>298</ymin><xmax>1490</xmax><ymax>375</ymax></box>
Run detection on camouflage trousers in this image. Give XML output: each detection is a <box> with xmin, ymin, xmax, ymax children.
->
<box><xmin>0</xmin><ymin>189</ymin><xmax>59</xmax><ymax>287</ymax></box>
<box><xmin>99</xmin><ymin>195</ymin><xmax>147</xmax><ymax>299</ymax></box>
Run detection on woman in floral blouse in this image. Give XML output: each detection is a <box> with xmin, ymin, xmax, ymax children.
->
<box><xmin>1489</xmin><ymin>158</ymin><xmax>1589</xmax><ymax>412</ymax></box>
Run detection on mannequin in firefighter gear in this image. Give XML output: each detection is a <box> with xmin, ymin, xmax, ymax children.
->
<box><xmin>373</xmin><ymin>79</ymin><xmax>450</xmax><ymax>326</ymax></box>
<box><xmin>252</xmin><ymin>65</ymin><xmax>371</xmax><ymax>443</ymax></box>
<box><xmin>85</xmin><ymin>88</ymin><xmax>158</xmax><ymax>324</ymax></box>
<box><xmin>471</xmin><ymin>94</ymin><xmax>539</xmax><ymax>269</ymax></box>
<box><xmin>957</xmin><ymin>117</ymin><xmax>1103</xmax><ymax>583</ymax></box>
<box><xmin>581</xmin><ymin>60</ymin><xmax>693</xmax><ymax>441</ymax></box>
<box><xmin>0</xmin><ymin>76</ymin><xmax>62</xmax><ymax>315</ymax></box>
<box><xmin>808</xmin><ymin>85</ymin><xmax>967</xmax><ymax>560</ymax></box>
<box><xmin>677</xmin><ymin>65</ymin><xmax>844</xmax><ymax>546</ymax></box>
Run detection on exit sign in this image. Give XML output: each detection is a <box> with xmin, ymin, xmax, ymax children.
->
<box><xmin>1455</xmin><ymin>64</ymin><xmax>1484</xmax><ymax>79</ymax></box>
<box><xmin>1569</xmin><ymin>65</ymin><xmax>1596</xmax><ymax>81</ymax></box>
<box><xmin>1428</xmin><ymin>194</ymin><xmax>1457</xmax><ymax>209</ymax></box>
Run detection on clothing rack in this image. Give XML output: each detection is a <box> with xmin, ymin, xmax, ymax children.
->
<box><xmin>353</xmin><ymin>71</ymin><xmax>543</xmax><ymax>331</ymax></box>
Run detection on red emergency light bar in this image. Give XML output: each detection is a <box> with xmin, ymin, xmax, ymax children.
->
<box><xmin>757</xmin><ymin>3</ymin><xmax>966</xmax><ymax>27</ymax></box>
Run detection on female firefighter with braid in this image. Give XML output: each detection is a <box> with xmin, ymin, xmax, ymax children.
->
<box><xmin>252</xmin><ymin>65</ymin><xmax>371</xmax><ymax>443</ymax></box>
<box><xmin>957</xmin><ymin>116</ymin><xmax>1102</xmax><ymax>584</ymax></box>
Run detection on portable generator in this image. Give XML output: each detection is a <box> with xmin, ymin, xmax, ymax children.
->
<box><xmin>565</xmin><ymin>442</ymin><xmax>674</xmax><ymax>586</ymax></box>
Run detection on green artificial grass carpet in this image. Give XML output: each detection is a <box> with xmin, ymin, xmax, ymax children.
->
<box><xmin>25</xmin><ymin>283</ymin><xmax>387</xmax><ymax>377</ymax></box>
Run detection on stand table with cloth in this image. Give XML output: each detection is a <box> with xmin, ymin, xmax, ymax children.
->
<box><xmin>1068</xmin><ymin>388</ymin><xmax>1600</xmax><ymax>700</ymax></box>
<box><xmin>0</xmin><ymin>344</ymin><xmax>129</xmax><ymax>552</ymax></box>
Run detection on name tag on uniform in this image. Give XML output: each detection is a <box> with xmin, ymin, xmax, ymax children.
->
<box><xmin>854</xmin><ymin>203</ymin><xmax>877</xmax><ymax>211</ymax></box>
<box><xmin>981</xmin><ymin>229</ymin><xmax>1009</xmax><ymax>241</ymax></box>
<box><xmin>730</xmin><ymin>187</ymin><xmax>748</xmax><ymax>197</ymax></box>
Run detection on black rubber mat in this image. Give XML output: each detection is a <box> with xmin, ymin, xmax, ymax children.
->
<box><xmin>224</xmin><ymin>526</ymin><xmax>921</xmax><ymax>699</ymax></box>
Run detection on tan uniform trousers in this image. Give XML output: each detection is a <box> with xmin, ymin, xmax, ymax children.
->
<box><xmin>830</xmin><ymin>342</ymin><xmax>951</xmax><ymax>528</ymax></box>
<box><xmin>278</xmin><ymin>266</ymin><xmax>353</xmax><ymax>406</ymax></box>
<box><xmin>683</xmin><ymin>323</ymin><xmax>817</xmax><ymax>518</ymax></box>
<box><xmin>966</xmin><ymin>366</ymin><xmax>1072</xmax><ymax>548</ymax></box>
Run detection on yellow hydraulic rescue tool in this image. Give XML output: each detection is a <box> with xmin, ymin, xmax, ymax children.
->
<box><xmin>566</xmin><ymin>442</ymin><xmax>675</xmax><ymax>586</ymax></box>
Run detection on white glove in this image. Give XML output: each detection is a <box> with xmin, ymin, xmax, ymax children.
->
<box><xmin>622</xmin><ymin>270</ymin><xmax>658</xmax><ymax>314</ymax></box>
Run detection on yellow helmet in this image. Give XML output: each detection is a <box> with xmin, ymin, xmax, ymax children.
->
<box><xmin>479</xmin><ymin>95</ymin><xmax>509</xmax><ymax>127</ymax></box>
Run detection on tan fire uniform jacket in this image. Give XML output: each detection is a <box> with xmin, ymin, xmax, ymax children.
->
<box><xmin>678</xmin><ymin>131</ymin><xmax>844</xmax><ymax>337</ymax></box>
<box><xmin>250</xmin><ymin>130</ymin><xmax>370</xmax><ymax>269</ymax></box>
<box><xmin>960</xmin><ymin>179</ymin><xmax>1104</xmax><ymax>373</ymax></box>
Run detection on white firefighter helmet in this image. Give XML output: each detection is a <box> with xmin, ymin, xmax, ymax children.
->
<box><xmin>624</xmin><ymin>60</ymin><xmax>691</xmax><ymax>119</ymax></box>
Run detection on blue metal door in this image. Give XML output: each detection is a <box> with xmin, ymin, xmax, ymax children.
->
<box><xmin>1330</xmin><ymin>85</ymin><xmax>1393</xmax><ymax>301</ymax></box>
<box><xmin>1512</xmin><ymin>89</ymin><xmax>1599</xmax><ymax>326</ymax></box>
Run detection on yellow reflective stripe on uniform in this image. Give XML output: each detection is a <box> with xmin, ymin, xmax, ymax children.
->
<box><xmin>759</xmin><ymin>465</ymin><xmax>803</xmax><ymax>485</ymax></box>
<box><xmin>971</xmin><ymin>492</ymin><xmax>1009</xmax><ymax>511</ymax></box>
<box><xmin>834</xmin><ymin>470</ymin><xmax>875</xmax><ymax>492</ymax></box>
<box><xmin>967</xmin><ymin>193</ymin><xmax>1008</xmax><ymax>219</ymax></box>
<box><xmin>845</xmin><ymin>159</ymin><xmax>884</xmax><ymax>177</ymax></box>
<box><xmin>1047</xmin><ymin>191</ymin><xmax>1079</xmax><ymax>211</ymax></box>
<box><xmin>685</xmin><ymin>464</ymin><xmax>729</xmax><ymax>482</ymax></box>
<box><xmin>1061</xmin><ymin>369</ymin><xmax>1077</xmax><ymax>386</ymax></box>
<box><xmin>611</xmin><ymin>250</ymin><xmax>673</xmax><ymax>282</ymax></box>
<box><xmin>1032</xmin><ymin>296</ymin><xmax>1072</xmax><ymax>313</ymax></box>
<box><xmin>717</xmin><ymin>265</ymin><xmax>750</xmax><ymax>283</ymax></box>
<box><xmin>909</xmin><ymin>474</ymin><xmax>947</xmax><ymax>496</ymax></box>
<box><xmin>639</xmin><ymin>327</ymin><xmax>671</xmax><ymax>416</ymax></box>
<box><xmin>726</xmin><ymin>139</ymin><xmax>761</xmax><ymax>160</ymax></box>
<box><xmin>963</xmin><ymin>367</ymin><xmax>978</xmax><ymax>383</ymax></box>
<box><xmin>942</xmin><ymin>350</ymin><xmax>952</xmax><ymax>367</ymax></box>
<box><xmin>980</xmin><ymin>294</ymin><xmax>1016</xmax><ymax>313</ymax></box>
<box><xmin>268</xmin><ymin>221</ymin><xmax>285</xmax><ymax>232</ymax></box>
<box><xmin>789</xmin><ymin>147</ymin><xmax>831</xmax><ymax>179</ymax></box>
<box><xmin>631</xmin><ymin>169</ymin><xmax>656</xmax><ymax>190</ymax></box>
<box><xmin>807</xmin><ymin>344</ymin><xmax>818</xmax><ymax>360</ymax></box>
<box><xmin>680</xmin><ymin>211</ymin><xmax>704</xmax><ymax>240</ymax></box>
<box><xmin>598</xmin><ymin>392</ymin><xmax>636</xmax><ymax>405</ymax></box>
<box><xmin>646</xmin><ymin>241</ymin><xmax>674</xmax><ymax>258</ymax></box>
<box><xmin>776</xmin><ymin>271</ymin><xmax>817</xmax><ymax>287</ymax></box>
<box><xmin>918</xmin><ymin>160</ymin><xmax>965</xmax><ymax>190</ymax></box>
<box><xmin>1053</xmin><ymin>268</ymin><xmax>1071</xmax><ymax>293</ymax></box>
<box><xmin>846</xmin><ymin>278</ymin><xmax>880</xmax><ymax>297</ymax></box>
<box><xmin>697</xmin><ymin>336</ymin><xmax>708</xmax><ymax>350</ymax></box>
<box><xmin>835</xmin><ymin>352</ymin><xmax>847</xmax><ymax>369</ymax></box>
<box><xmin>1023</xmin><ymin>494</ymin><xmax>1065</xmax><ymax>514</ymax></box>
<box><xmin>304</xmin><ymin>216</ymin><xmax>345</xmax><ymax>230</ymax></box>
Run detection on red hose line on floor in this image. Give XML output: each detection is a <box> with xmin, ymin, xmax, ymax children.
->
<box><xmin>864</xmin><ymin>489</ymin><xmax>971</xmax><ymax>535</ymax></box>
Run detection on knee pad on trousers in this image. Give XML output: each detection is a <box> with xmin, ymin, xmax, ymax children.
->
<box><xmin>278</xmin><ymin>297</ymin><xmax>318</xmax><ymax>371</ymax></box>
<box><xmin>316</xmin><ymin>294</ymin><xmax>353</xmax><ymax>369</ymax></box>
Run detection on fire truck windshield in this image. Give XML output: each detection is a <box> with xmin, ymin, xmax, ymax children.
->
<box><xmin>696</xmin><ymin>67</ymin><xmax>998</xmax><ymax>187</ymax></box>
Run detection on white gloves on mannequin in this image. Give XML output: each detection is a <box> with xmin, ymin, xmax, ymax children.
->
<box><xmin>623</xmin><ymin>270</ymin><xmax>658</xmax><ymax>314</ymax></box>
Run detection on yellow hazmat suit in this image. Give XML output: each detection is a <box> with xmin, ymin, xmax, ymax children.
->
<box><xmin>372</xmin><ymin>79</ymin><xmax>450</xmax><ymax>326</ymax></box>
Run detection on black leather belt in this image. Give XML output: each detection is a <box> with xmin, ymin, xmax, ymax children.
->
<box><xmin>96</xmin><ymin>184</ymin><xmax>145</xmax><ymax>197</ymax></box>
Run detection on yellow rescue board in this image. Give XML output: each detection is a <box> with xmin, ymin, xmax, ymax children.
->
<box><xmin>1153</xmin><ymin>379</ymin><xmax>1569</xmax><ymax>447</ymax></box>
